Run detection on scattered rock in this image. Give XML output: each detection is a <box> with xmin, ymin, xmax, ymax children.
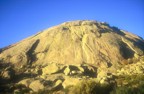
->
<box><xmin>29</xmin><ymin>80</ymin><xmax>45</xmax><ymax>92</ymax></box>
<box><xmin>2</xmin><ymin>68</ymin><xmax>15</xmax><ymax>80</ymax></box>
<box><xmin>134</xmin><ymin>54</ymin><xmax>139</xmax><ymax>59</ymax></box>
<box><xmin>64</xmin><ymin>65</ymin><xmax>83</xmax><ymax>76</ymax></box>
<box><xmin>62</xmin><ymin>77</ymin><xmax>80</xmax><ymax>88</ymax></box>
<box><xmin>14</xmin><ymin>89</ymin><xmax>21</xmax><ymax>94</ymax></box>
<box><xmin>64</xmin><ymin>66</ymin><xmax>71</xmax><ymax>75</ymax></box>
<box><xmin>100</xmin><ymin>77</ymin><xmax>109</xmax><ymax>84</ymax></box>
<box><xmin>53</xmin><ymin>80</ymin><xmax>63</xmax><ymax>90</ymax></box>
<box><xmin>135</xmin><ymin>66</ymin><xmax>144</xmax><ymax>74</ymax></box>
<box><xmin>18</xmin><ymin>78</ymin><xmax>34</xmax><ymax>87</ymax></box>
<box><xmin>42</xmin><ymin>63</ymin><xmax>60</xmax><ymax>75</ymax></box>
<box><xmin>54</xmin><ymin>80</ymin><xmax>62</xmax><ymax>87</ymax></box>
<box><xmin>77</xmin><ymin>66</ymin><xmax>84</xmax><ymax>72</ymax></box>
<box><xmin>97</xmin><ymin>71</ymin><xmax>108</xmax><ymax>79</ymax></box>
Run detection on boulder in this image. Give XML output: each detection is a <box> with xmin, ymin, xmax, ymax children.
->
<box><xmin>42</xmin><ymin>63</ymin><xmax>60</xmax><ymax>75</ymax></box>
<box><xmin>97</xmin><ymin>71</ymin><xmax>108</xmax><ymax>80</ymax></box>
<box><xmin>18</xmin><ymin>78</ymin><xmax>34</xmax><ymax>87</ymax></box>
<box><xmin>29</xmin><ymin>80</ymin><xmax>44</xmax><ymax>92</ymax></box>
<box><xmin>97</xmin><ymin>71</ymin><xmax>115</xmax><ymax>84</ymax></box>
<box><xmin>100</xmin><ymin>77</ymin><xmax>109</xmax><ymax>84</ymax></box>
<box><xmin>77</xmin><ymin>66</ymin><xmax>84</xmax><ymax>72</ymax></box>
<box><xmin>62</xmin><ymin>77</ymin><xmax>80</xmax><ymax>88</ymax></box>
<box><xmin>2</xmin><ymin>71</ymin><xmax>11</xmax><ymax>79</ymax></box>
<box><xmin>64</xmin><ymin>65</ymin><xmax>84</xmax><ymax>76</ymax></box>
<box><xmin>134</xmin><ymin>54</ymin><xmax>139</xmax><ymax>59</ymax></box>
<box><xmin>53</xmin><ymin>80</ymin><xmax>63</xmax><ymax>90</ymax></box>
<box><xmin>140</xmin><ymin>56</ymin><xmax>144</xmax><ymax>63</ymax></box>
<box><xmin>14</xmin><ymin>89</ymin><xmax>21</xmax><ymax>94</ymax></box>
<box><xmin>2</xmin><ymin>68</ymin><xmax>15</xmax><ymax>80</ymax></box>
<box><xmin>54</xmin><ymin>80</ymin><xmax>62</xmax><ymax>87</ymax></box>
<box><xmin>64</xmin><ymin>66</ymin><xmax>71</xmax><ymax>75</ymax></box>
<box><xmin>135</xmin><ymin>66</ymin><xmax>144</xmax><ymax>74</ymax></box>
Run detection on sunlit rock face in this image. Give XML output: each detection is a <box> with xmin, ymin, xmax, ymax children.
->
<box><xmin>0</xmin><ymin>20</ymin><xmax>144</xmax><ymax>93</ymax></box>
<box><xmin>0</xmin><ymin>20</ymin><xmax>143</xmax><ymax>69</ymax></box>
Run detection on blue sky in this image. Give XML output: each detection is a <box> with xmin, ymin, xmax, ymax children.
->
<box><xmin>0</xmin><ymin>0</ymin><xmax>144</xmax><ymax>48</ymax></box>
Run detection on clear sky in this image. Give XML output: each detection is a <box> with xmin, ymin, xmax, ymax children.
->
<box><xmin>0</xmin><ymin>0</ymin><xmax>144</xmax><ymax>48</ymax></box>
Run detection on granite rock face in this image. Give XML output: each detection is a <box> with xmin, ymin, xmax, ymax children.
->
<box><xmin>0</xmin><ymin>20</ymin><xmax>144</xmax><ymax>93</ymax></box>
<box><xmin>0</xmin><ymin>20</ymin><xmax>144</xmax><ymax>68</ymax></box>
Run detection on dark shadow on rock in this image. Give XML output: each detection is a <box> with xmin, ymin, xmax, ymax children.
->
<box><xmin>13</xmin><ymin>73</ymin><xmax>37</xmax><ymax>83</ymax></box>
<box><xmin>26</xmin><ymin>39</ymin><xmax>40</xmax><ymax>65</ymax></box>
<box><xmin>134</xmin><ymin>39</ymin><xmax>144</xmax><ymax>52</ymax></box>
<box><xmin>111</xmin><ymin>26</ymin><xmax>125</xmax><ymax>36</ymax></box>
<box><xmin>124</xmin><ymin>37</ymin><xmax>144</xmax><ymax>55</ymax></box>
<box><xmin>82</xmin><ymin>65</ymin><xmax>97</xmax><ymax>77</ymax></box>
<box><xmin>0</xmin><ymin>83</ymin><xmax>30</xmax><ymax>93</ymax></box>
<box><xmin>119</xmin><ymin>41</ymin><xmax>135</xmax><ymax>59</ymax></box>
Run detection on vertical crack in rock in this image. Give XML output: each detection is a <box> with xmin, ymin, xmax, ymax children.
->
<box><xmin>26</xmin><ymin>39</ymin><xmax>40</xmax><ymax>65</ymax></box>
<box><xmin>85</xmin><ymin>43</ymin><xmax>93</xmax><ymax>53</ymax></box>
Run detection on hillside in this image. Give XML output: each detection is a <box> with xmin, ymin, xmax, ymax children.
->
<box><xmin>0</xmin><ymin>20</ymin><xmax>144</xmax><ymax>94</ymax></box>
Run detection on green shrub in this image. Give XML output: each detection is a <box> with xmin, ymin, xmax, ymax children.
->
<box><xmin>31</xmin><ymin>89</ymin><xmax>54</xmax><ymax>94</ymax></box>
<box><xmin>110</xmin><ymin>85</ymin><xmax>144</xmax><ymax>94</ymax></box>
<box><xmin>67</xmin><ymin>80</ymin><xmax>113</xmax><ymax>94</ymax></box>
<box><xmin>137</xmin><ymin>82</ymin><xmax>144</xmax><ymax>94</ymax></box>
<box><xmin>110</xmin><ymin>86</ymin><xmax>135</xmax><ymax>94</ymax></box>
<box><xmin>112</xmin><ymin>74</ymin><xmax>144</xmax><ymax>94</ymax></box>
<box><xmin>117</xmin><ymin>74</ymin><xmax>144</xmax><ymax>87</ymax></box>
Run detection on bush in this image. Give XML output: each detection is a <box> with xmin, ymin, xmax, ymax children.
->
<box><xmin>112</xmin><ymin>74</ymin><xmax>144</xmax><ymax>94</ymax></box>
<box><xmin>67</xmin><ymin>80</ymin><xmax>113</xmax><ymax>94</ymax></box>
<box><xmin>117</xmin><ymin>74</ymin><xmax>144</xmax><ymax>87</ymax></box>
<box><xmin>67</xmin><ymin>75</ymin><xmax>144</xmax><ymax>94</ymax></box>
<box><xmin>110</xmin><ymin>86</ymin><xmax>134</xmax><ymax>94</ymax></box>
<box><xmin>137</xmin><ymin>82</ymin><xmax>144</xmax><ymax>94</ymax></box>
<box><xmin>110</xmin><ymin>84</ymin><xmax>144</xmax><ymax>94</ymax></box>
<box><xmin>31</xmin><ymin>89</ymin><xmax>55</xmax><ymax>94</ymax></box>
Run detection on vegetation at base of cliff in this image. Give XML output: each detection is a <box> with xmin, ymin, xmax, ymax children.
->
<box><xmin>0</xmin><ymin>84</ymin><xmax>30</xmax><ymax>94</ymax></box>
<box><xmin>31</xmin><ymin>89</ymin><xmax>55</xmax><ymax>94</ymax></box>
<box><xmin>64</xmin><ymin>74</ymin><xmax>144</xmax><ymax>94</ymax></box>
<box><xmin>111</xmin><ymin>74</ymin><xmax>144</xmax><ymax>94</ymax></box>
<box><xmin>110</xmin><ymin>85</ymin><xmax>144</xmax><ymax>94</ymax></box>
<box><xmin>66</xmin><ymin>80</ymin><xmax>113</xmax><ymax>94</ymax></box>
<box><xmin>1</xmin><ymin>74</ymin><xmax>144</xmax><ymax>94</ymax></box>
